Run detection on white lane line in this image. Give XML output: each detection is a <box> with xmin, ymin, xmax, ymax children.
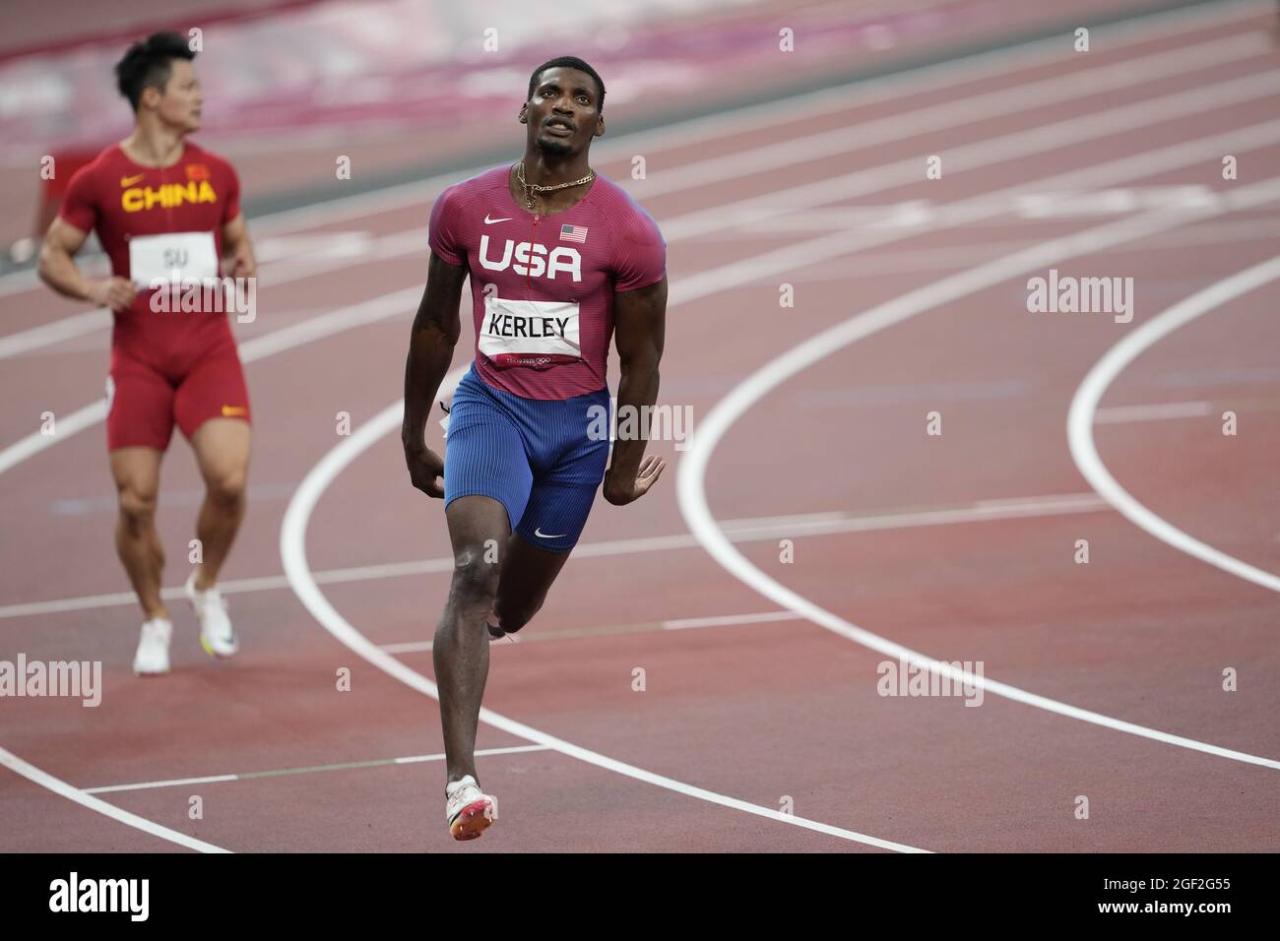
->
<box><xmin>0</xmin><ymin>287</ymin><xmax>421</xmax><ymax>476</ymax></box>
<box><xmin>82</xmin><ymin>745</ymin><xmax>551</xmax><ymax>795</ymax></box>
<box><xmin>281</xmin><ymin>381</ymin><xmax>927</xmax><ymax>854</ymax></box>
<box><xmin>3</xmin><ymin>22</ymin><xmax>1269</xmax><ymax>358</ymax></box>
<box><xmin>784</xmin><ymin>221</ymin><xmax>1280</xmax><ymax>278</ymax></box>
<box><xmin>677</xmin><ymin>178</ymin><xmax>1280</xmax><ymax>773</ymax></box>
<box><xmin>664</xmin><ymin>611</ymin><xmax>804</xmax><ymax>630</ymax></box>
<box><xmin>0</xmin><ymin>745</ymin><xmax>228</xmax><ymax>853</ymax></box>
<box><xmin>664</xmin><ymin>69</ymin><xmax>1280</xmax><ymax>242</ymax></box>
<box><xmin>1068</xmin><ymin>256</ymin><xmax>1280</xmax><ymax>593</ymax></box>
<box><xmin>0</xmin><ymin>310</ymin><xmax>110</xmax><ymax>358</ymax></box>
<box><xmin>0</xmin><ymin>493</ymin><xmax>1109</xmax><ymax>620</ymax></box>
<box><xmin>627</xmin><ymin>32</ymin><xmax>1272</xmax><ymax>202</ymax></box>
<box><xmin>381</xmin><ymin>610</ymin><xmax>805</xmax><ymax>652</ymax></box>
<box><xmin>1094</xmin><ymin>400</ymin><xmax>1214</xmax><ymax>423</ymax></box>
<box><xmin>380</xmin><ymin>640</ymin><xmax>436</xmax><ymax>654</ymax></box>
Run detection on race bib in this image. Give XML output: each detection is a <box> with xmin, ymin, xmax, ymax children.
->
<box><xmin>479</xmin><ymin>296</ymin><xmax>580</xmax><ymax>370</ymax></box>
<box><xmin>128</xmin><ymin>231</ymin><xmax>218</xmax><ymax>286</ymax></box>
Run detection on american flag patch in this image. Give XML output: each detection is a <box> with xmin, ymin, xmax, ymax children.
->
<box><xmin>560</xmin><ymin>224</ymin><xmax>588</xmax><ymax>244</ymax></box>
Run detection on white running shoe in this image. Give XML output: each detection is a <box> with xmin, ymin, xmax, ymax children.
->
<box><xmin>185</xmin><ymin>571</ymin><xmax>239</xmax><ymax>658</ymax></box>
<box><xmin>133</xmin><ymin>618</ymin><xmax>173</xmax><ymax>675</ymax></box>
<box><xmin>445</xmin><ymin>774</ymin><xmax>498</xmax><ymax>841</ymax></box>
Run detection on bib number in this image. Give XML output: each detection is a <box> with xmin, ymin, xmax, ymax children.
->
<box><xmin>129</xmin><ymin>231</ymin><xmax>218</xmax><ymax>286</ymax></box>
<box><xmin>480</xmin><ymin>296</ymin><xmax>580</xmax><ymax>370</ymax></box>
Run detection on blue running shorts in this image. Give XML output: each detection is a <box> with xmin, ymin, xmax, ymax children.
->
<box><xmin>443</xmin><ymin>364</ymin><xmax>612</xmax><ymax>552</ymax></box>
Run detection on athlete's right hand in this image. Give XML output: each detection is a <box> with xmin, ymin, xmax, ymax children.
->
<box><xmin>88</xmin><ymin>277</ymin><xmax>136</xmax><ymax>312</ymax></box>
<box><xmin>404</xmin><ymin>442</ymin><xmax>446</xmax><ymax>498</ymax></box>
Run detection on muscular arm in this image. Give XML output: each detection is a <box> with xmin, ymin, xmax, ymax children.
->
<box><xmin>221</xmin><ymin>212</ymin><xmax>257</xmax><ymax>279</ymax></box>
<box><xmin>401</xmin><ymin>250</ymin><xmax>468</xmax><ymax>497</ymax></box>
<box><xmin>604</xmin><ymin>274</ymin><xmax>668</xmax><ymax>505</ymax></box>
<box><xmin>37</xmin><ymin>218</ymin><xmax>134</xmax><ymax>310</ymax></box>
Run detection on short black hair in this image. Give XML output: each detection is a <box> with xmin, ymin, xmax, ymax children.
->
<box><xmin>115</xmin><ymin>31</ymin><xmax>196</xmax><ymax>112</ymax></box>
<box><xmin>528</xmin><ymin>56</ymin><xmax>605</xmax><ymax>112</ymax></box>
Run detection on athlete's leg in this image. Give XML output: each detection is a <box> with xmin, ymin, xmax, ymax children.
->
<box><xmin>110</xmin><ymin>447</ymin><xmax>168</xmax><ymax>620</ymax></box>
<box><xmin>105</xmin><ymin>353</ymin><xmax>178</xmax><ymax>621</ymax></box>
<box><xmin>188</xmin><ymin>417</ymin><xmax>250</xmax><ymax>588</ymax></box>
<box><xmin>175</xmin><ymin>341</ymin><xmax>252</xmax><ymax>587</ymax></box>
<box><xmin>435</xmin><ymin>495</ymin><xmax>510</xmax><ymax>785</ymax></box>
<box><xmin>437</xmin><ymin>368</ymin><xmax>534</xmax><ymax>786</ymax></box>
<box><xmin>492</xmin><ymin>533</ymin><xmax>571</xmax><ymax>633</ymax></box>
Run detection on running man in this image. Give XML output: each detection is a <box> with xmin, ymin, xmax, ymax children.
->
<box><xmin>401</xmin><ymin>56</ymin><xmax>669</xmax><ymax>840</ymax></box>
<box><xmin>38</xmin><ymin>32</ymin><xmax>257</xmax><ymax>675</ymax></box>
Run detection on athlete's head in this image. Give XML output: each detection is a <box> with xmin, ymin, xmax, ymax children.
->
<box><xmin>520</xmin><ymin>56</ymin><xmax>605</xmax><ymax>156</ymax></box>
<box><xmin>114</xmin><ymin>31</ymin><xmax>202</xmax><ymax>133</ymax></box>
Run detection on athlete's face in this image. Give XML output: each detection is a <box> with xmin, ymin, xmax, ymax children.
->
<box><xmin>143</xmin><ymin>59</ymin><xmax>202</xmax><ymax>132</ymax></box>
<box><xmin>520</xmin><ymin>67</ymin><xmax>604</xmax><ymax>156</ymax></box>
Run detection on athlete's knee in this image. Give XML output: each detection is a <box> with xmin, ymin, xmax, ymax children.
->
<box><xmin>117</xmin><ymin>486</ymin><xmax>158</xmax><ymax>530</ymax></box>
<box><xmin>204</xmin><ymin>467</ymin><xmax>247</xmax><ymax>508</ymax></box>
<box><xmin>450</xmin><ymin>546</ymin><xmax>501</xmax><ymax>604</ymax></box>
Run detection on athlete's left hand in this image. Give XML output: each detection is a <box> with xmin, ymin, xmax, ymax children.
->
<box><xmin>224</xmin><ymin>243</ymin><xmax>256</xmax><ymax>279</ymax></box>
<box><xmin>603</xmin><ymin>456</ymin><xmax>666</xmax><ymax>506</ymax></box>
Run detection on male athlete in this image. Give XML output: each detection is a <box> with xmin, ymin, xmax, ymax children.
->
<box><xmin>38</xmin><ymin>32</ymin><xmax>256</xmax><ymax>675</ymax></box>
<box><xmin>401</xmin><ymin>56</ymin><xmax>668</xmax><ymax>840</ymax></box>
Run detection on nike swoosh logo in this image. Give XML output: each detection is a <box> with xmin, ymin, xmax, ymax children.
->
<box><xmin>484</xmin><ymin>214</ymin><xmax>512</xmax><ymax>224</ymax></box>
<box><xmin>534</xmin><ymin>527</ymin><xmax>567</xmax><ymax>539</ymax></box>
<box><xmin>221</xmin><ymin>405</ymin><xmax>248</xmax><ymax>417</ymax></box>
<box><xmin>121</xmin><ymin>174</ymin><xmax>146</xmax><ymax>187</ymax></box>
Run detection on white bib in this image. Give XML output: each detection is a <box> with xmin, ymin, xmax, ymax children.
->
<box><xmin>479</xmin><ymin>296</ymin><xmax>580</xmax><ymax>370</ymax></box>
<box><xmin>128</xmin><ymin>231</ymin><xmax>218</xmax><ymax>287</ymax></box>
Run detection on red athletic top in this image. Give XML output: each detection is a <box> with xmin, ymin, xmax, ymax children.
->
<box><xmin>58</xmin><ymin>141</ymin><xmax>242</xmax><ymax>358</ymax></box>
<box><xmin>429</xmin><ymin>165</ymin><xmax>667</xmax><ymax>400</ymax></box>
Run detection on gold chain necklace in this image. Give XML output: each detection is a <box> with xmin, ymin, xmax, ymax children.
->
<box><xmin>514</xmin><ymin>160</ymin><xmax>594</xmax><ymax>211</ymax></box>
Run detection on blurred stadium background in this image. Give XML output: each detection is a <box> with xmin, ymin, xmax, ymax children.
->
<box><xmin>1</xmin><ymin>0</ymin><xmax>1178</xmax><ymax>271</ymax></box>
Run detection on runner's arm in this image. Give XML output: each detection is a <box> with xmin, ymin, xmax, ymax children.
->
<box><xmin>221</xmin><ymin>212</ymin><xmax>257</xmax><ymax>279</ymax></box>
<box><xmin>604</xmin><ymin>274</ymin><xmax>668</xmax><ymax>505</ymax></box>
<box><xmin>37</xmin><ymin>217</ymin><xmax>135</xmax><ymax>311</ymax></box>
<box><xmin>401</xmin><ymin>251</ymin><xmax>468</xmax><ymax>493</ymax></box>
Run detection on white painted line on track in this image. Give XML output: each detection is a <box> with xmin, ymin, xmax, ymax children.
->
<box><xmin>663</xmin><ymin>611</ymin><xmax>804</xmax><ymax>630</ymax></box>
<box><xmin>0</xmin><ymin>745</ymin><xmax>229</xmax><ymax>853</ymax></box>
<box><xmin>1</xmin><ymin>493</ymin><xmax>1107</xmax><ymax>619</ymax></box>
<box><xmin>0</xmin><ymin>287</ymin><xmax>421</xmax><ymax>476</ymax></box>
<box><xmin>1069</xmin><ymin>256</ymin><xmax>1280</xmax><ymax>593</ymax></box>
<box><xmin>677</xmin><ymin>179</ymin><xmax>1280</xmax><ymax>773</ymax></box>
<box><xmin>380</xmin><ymin>610</ymin><xmax>807</xmax><ymax>652</ymax></box>
<box><xmin>1094</xmin><ymin>400</ymin><xmax>1214</xmax><ymax>423</ymax></box>
<box><xmin>83</xmin><ymin>745</ymin><xmax>552</xmax><ymax>795</ymax></box>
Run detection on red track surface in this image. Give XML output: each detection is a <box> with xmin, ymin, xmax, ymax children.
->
<box><xmin>2</xmin><ymin>1</ymin><xmax>1278</xmax><ymax>853</ymax></box>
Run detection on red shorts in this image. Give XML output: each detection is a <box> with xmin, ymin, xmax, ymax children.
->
<box><xmin>106</xmin><ymin>333</ymin><xmax>251</xmax><ymax>452</ymax></box>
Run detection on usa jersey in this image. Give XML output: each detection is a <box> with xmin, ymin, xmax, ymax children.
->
<box><xmin>428</xmin><ymin>165</ymin><xmax>666</xmax><ymax>400</ymax></box>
